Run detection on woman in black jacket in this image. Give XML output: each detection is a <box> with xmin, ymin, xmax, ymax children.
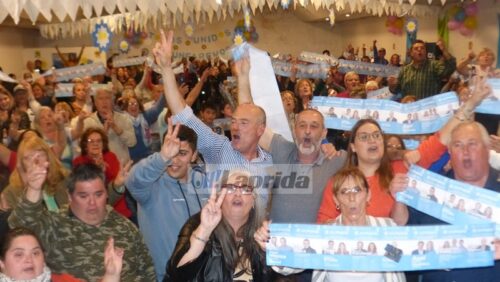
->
<box><xmin>164</xmin><ymin>170</ymin><xmax>273</xmax><ymax>282</ymax></box>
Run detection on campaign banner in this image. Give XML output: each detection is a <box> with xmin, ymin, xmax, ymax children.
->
<box><xmin>54</xmin><ymin>63</ymin><xmax>106</xmax><ymax>82</ymax></box>
<box><xmin>267</xmin><ymin>223</ymin><xmax>495</xmax><ymax>272</ymax></box>
<box><xmin>397</xmin><ymin>165</ymin><xmax>500</xmax><ymax>236</ymax></box>
<box><xmin>0</xmin><ymin>70</ymin><xmax>17</xmax><ymax>83</ymax></box>
<box><xmin>298</xmin><ymin>51</ymin><xmax>338</xmax><ymax>66</ymax></box>
<box><xmin>112</xmin><ymin>56</ymin><xmax>147</xmax><ymax>68</ymax></box>
<box><xmin>271</xmin><ymin>58</ymin><xmax>330</xmax><ymax>79</ymax></box>
<box><xmin>367</xmin><ymin>86</ymin><xmax>394</xmax><ymax>100</ymax></box>
<box><xmin>337</xmin><ymin>59</ymin><xmax>400</xmax><ymax>78</ymax></box>
<box><xmin>474</xmin><ymin>79</ymin><xmax>500</xmax><ymax>115</ymax></box>
<box><xmin>298</xmin><ymin>51</ymin><xmax>400</xmax><ymax>77</ymax></box>
<box><xmin>54</xmin><ymin>83</ymin><xmax>110</xmax><ymax>98</ymax></box>
<box><xmin>311</xmin><ymin>91</ymin><xmax>459</xmax><ymax>134</ymax></box>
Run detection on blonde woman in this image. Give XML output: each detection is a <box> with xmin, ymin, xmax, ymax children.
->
<box><xmin>3</xmin><ymin>136</ymin><xmax>69</xmax><ymax>211</ymax></box>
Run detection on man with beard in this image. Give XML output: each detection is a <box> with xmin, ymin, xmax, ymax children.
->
<box><xmin>408</xmin><ymin>121</ymin><xmax>499</xmax><ymax>281</ymax></box>
<box><xmin>234</xmin><ymin>56</ymin><xmax>346</xmax><ymax>223</ymax></box>
<box><xmin>388</xmin><ymin>39</ymin><xmax>456</xmax><ymax>100</ymax></box>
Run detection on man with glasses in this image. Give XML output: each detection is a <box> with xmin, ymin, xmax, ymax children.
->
<box><xmin>153</xmin><ymin>30</ymin><xmax>272</xmax><ymax>214</ymax></box>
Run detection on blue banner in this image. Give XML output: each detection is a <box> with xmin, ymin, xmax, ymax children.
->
<box><xmin>267</xmin><ymin>223</ymin><xmax>495</xmax><ymax>271</ymax></box>
<box><xmin>298</xmin><ymin>51</ymin><xmax>400</xmax><ymax>77</ymax></box>
<box><xmin>475</xmin><ymin>79</ymin><xmax>500</xmax><ymax>115</ymax></box>
<box><xmin>367</xmin><ymin>87</ymin><xmax>394</xmax><ymax>100</ymax></box>
<box><xmin>397</xmin><ymin>165</ymin><xmax>500</xmax><ymax>236</ymax></box>
<box><xmin>54</xmin><ymin>83</ymin><xmax>109</xmax><ymax>98</ymax></box>
<box><xmin>53</xmin><ymin>63</ymin><xmax>106</xmax><ymax>82</ymax></box>
<box><xmin>311</xmin><ymin>92</ymin><xmax>459</xmax><ymax>134</ymax></box>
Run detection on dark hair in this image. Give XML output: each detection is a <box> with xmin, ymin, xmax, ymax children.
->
<box><xmin>79</xmin><ymin>127</ymin><xmax>110</xmax><ymax>156</ymax></box>
<box><xmin>162</xmin><ymin>124</ymin><xmax>198</xmax><ymax>152</ymax></box>
<box><xmin>385</xmin><ymin>134</ymin><xmax>406</xmax><ymax>150</ymax></box>
<box><xmin>200</xmin><ymin>102</ymin><xmax>217</xmax><ymax>112</ymax></box>
<box><xmin>67</xmin><ymin>163</ymin><xmax>105</xmax><ymax>194</ymax></box>
<box><xmin>411</xmin><ymin>39</ymin><xmax>426</xmax><ymax>49</ymax></box>
<box><xmin>346</xmin><ymin>119</ymin><xmax>393</xmax><ymax>193</ymax></box>
<box><xmin>1</xmin><ymin>227</ymin><xmax>44</xmax><ymax>260</ymax></box>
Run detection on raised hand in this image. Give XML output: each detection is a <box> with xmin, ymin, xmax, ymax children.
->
<box><xmin>102</xmin><ymin>237</ymin><xmax>124</xmax><ymax>282</ymax></box>
<box><xmin>389</xmin><ymin>173</ymin><xmax>409</xmax><ymax>198</ymax></box>
<box><xmin>90</xmin><ymin>151</ymin><xmax>106</xmax><ymax>170</ymax></box>
<box><xmin>199</xmin><ymin>185</ymin><xmax>226</xmax><ymax>236</ymax></box>
<box><xmin>18</xmin><ymin>151</ymin><xmax>49</xmax><ymax>192</ymax></box>
<box><xmin>254</xmin><ymin>220</ymin><xmax>271</xmax><ymax>251</ymax></box>
<box><xmin>152</xmin><ymin>30</ymin><xmax>174</xmax><ymax>69</ymax></box>
<box><xmin>178</xmin><ymin>83</ymin><xmax>189</xmax><ymax>97</ymax></box>
<box><xmin>160</xmin><ymin>119</ymin><xmax>181</xmax><ymax>161</ymax></box>
<box><xmin>321</xmin><ymin>142</ymin><xmax>341</xmax><ymax>160</ymax></box>
<box><xmin>78</xmin><ymin>109</ymin><xmax>91</xmax><ymax>122</ymax></box>
<box><xmin>467</xmin><ymin>75</ymin><xmax>492</xmax><ymax>110</ymax></box>
<box><xmin>234</xmin><ymin>56</ymin><xmax>251</xmax><ymax>77</ymax></box>
<box><xmin>113</xmin><ymin>160</ymin><xmax>133</xmax><ymax>188</ymax></box>
<box><xmin>490</xmin><ymin>135</ymin><xmax>500</xmax><ymax>153</ymax></box>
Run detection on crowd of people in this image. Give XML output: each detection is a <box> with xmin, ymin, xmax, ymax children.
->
<box><xmin>0</xmin><ymin>28</ymin><xmax>499</xmax><ymax>282</ymax></box>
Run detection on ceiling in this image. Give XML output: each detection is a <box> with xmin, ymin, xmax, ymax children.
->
<box><xmin>0</xmin><ymin>0</ymin><xmax>461</xmax><ymax>33</ymax></box>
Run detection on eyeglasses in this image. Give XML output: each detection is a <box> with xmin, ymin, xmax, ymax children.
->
<box><xmin>387</xmin><ymin>144</ymin><xmax>402</xmax><ymax>149</ymax></box>
<box><xmin>128</xmin><ymin>102</ymin><xmax>139</xmax><ymax>106</ymax></box>
<box><xmin>356</xmin><ymin>131</ymin><xmax>382</xmax><ymax>142</ymax></box>
<box><xmin>338</xmin><ymin>186</ymin><xmax>364</xmax><ymax>197</ymax></box>
<box><xmin>87</xmin><ymin>139</ymin><xmax>103</xmax><ymax>144</ymax></box>
<box><xmin>221</xmin><ymin>184</ymin><xmax>254</xmax><ymax>195</ymax></box>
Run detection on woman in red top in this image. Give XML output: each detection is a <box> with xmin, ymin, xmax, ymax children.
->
<box><xmin>73</xmin><ymin>127</ymin><xmax>131</xmax><ymax>219</ymax></box>
<box><xmin>316</xmin><ymin>114</ymin><xmax>472</xmax><ymax>225</ymax></box>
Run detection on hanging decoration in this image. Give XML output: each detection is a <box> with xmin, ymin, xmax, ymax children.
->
<box><xmin>281</xmin><ymin>0</ymin><xmax>291</xmax><ymax>9</ymax></box>
<box><xmin>37</xmin><ymin>1</ymin><xmax>442</xmax><ymax>39</ymax></box>
<box><xmin>328</xmin><ymin>9</ymin><xmax>335</xmax><ymax>27</ymax></box>
<box><xmin>446</xmin><ymin>2</ymin><xmax>478</xmax><ymax>37</ymax></box>
<box><xmin>124</xmin><ymin>25</ymin><xmax>148</xmax><ymax>46</ymax></box>
<box><xmin>405</xmin><ymin>18</ymin><xmax>418</xmax><ymax>61</ymax></box>
<box><xmin>119</xmin><ymin>40</ymin><xmax>130</xmax><ymax>54</ymax></box>
<box><xmin>233</xmin><ymin>19</ymin><xmax>259</xmax><ymax>44</ymax></box>
<box><xmin>185</xmin><ymin>22</ymin><xmax>194</xmax><ymax>37</ymax></box>
<box><xmin>92</xmin><ymin>22</ymin><xmax>112</xmax><ymax>53</ymax></box>
<box><xmin>386</xmin><ymin>16</ymin><xmax>404</xmax><ymax>35</ymax></box>
<box><xmin>438</xmin><ymin>14</ymin><xmax>449</xmax><ymax>48</ymax></box>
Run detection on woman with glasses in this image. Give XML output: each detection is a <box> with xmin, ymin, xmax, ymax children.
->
<box><xmin>164</xmin><ymin>169</ymin><xmax>273</xmax><ymax>281</ymax></box>
<box><xmin>255</xmin><ymin>167</ymin><xmax>406</xmax><ymax>281</ymax></box>
<box><xmin>317</xmin><ymin>77</ymin><xmax>492</xmax><ymax>225</ymax></box>
<box><xmin>72</xmin><ymin>127</ymin><xmax>130</xmax><ymax>219</ymax></box>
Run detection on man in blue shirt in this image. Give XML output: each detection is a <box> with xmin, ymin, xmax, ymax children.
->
<box><xmin>127</xmin><ymin>124</ymin><xmax>206</xmax><ymax>281</ymax></box>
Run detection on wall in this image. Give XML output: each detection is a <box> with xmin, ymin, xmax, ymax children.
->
<box><xmin>333</xmin><ymin>1</ymin><xmax>499</xmax><ymax>63</ymax></box>
<box><xmin>0</xmin><ymin>27</ymin><xmax>38</xmax><ymax>77</ymax></box>
<box><xmin>0</xmin><ymin>2</ymin><xmax>498</xmax><ymax>78</ymax></box>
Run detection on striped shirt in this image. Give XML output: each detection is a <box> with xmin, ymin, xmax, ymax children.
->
<box><xmin>395</xmin><ymin>58</ymin><xmax>456</xmax><ymax>100</ymax></box>
<box><xmin>173</xmin><ymin>106</ymin><xmax>273</xmax><ymax>210</ymax></box>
